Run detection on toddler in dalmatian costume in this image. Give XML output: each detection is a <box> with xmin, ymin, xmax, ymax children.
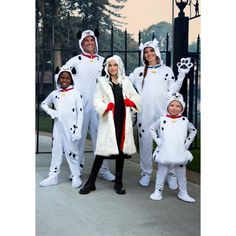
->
<box><xmin>149</xmin><ymin>92</ymin><xmax>197</xmax><ymax>202</ymax></box>
<box><xmin>129</xmin><ymin>38</ymin><xmax>193</xmax><ymax>188</ymax></box>
<box><xmin>39</xmin><ymin>66</ymin><xmax>84</xmax><ymax>188</ymax></box>
<box><xmin>64</xmin><ymin>30</ymin><xmax>115</xmax><ymax>182</ymax></box>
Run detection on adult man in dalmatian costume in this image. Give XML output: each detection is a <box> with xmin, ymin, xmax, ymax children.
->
<box><xmin>64</xmin><ymin>30</ymin><xmax>115</xmax><ymax>182</ymax></box>
<box><xmin>129</xmin><ymin>38</ymin><xmax>193</xmax><ymax>188</ymax></box>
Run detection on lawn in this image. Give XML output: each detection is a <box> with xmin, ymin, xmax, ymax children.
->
<box><xmin>36</xmin><ymin>115</ymin><xmax>200</xmax><ymax>173</ymax></box>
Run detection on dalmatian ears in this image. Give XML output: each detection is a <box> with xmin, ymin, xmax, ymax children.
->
<box><xmin>71</xmin><ymin>67</ymin><xmax>76</xmax><ymax>74</ymax></box>
<box><xmin>139</xmin><ymin>43</ymin><xmax>144</xmax><ymax>51</ymax></box>
<box><xmin>171</xmin><ymin>92</ymin><xmax>182</xmax><ymax>99</ymax></box>
<box><xmin>76</xmin><ymin>30</ymin><xmax>82</xmax><ymax>40</ymax></box>
<box><xmin>153</xmin><ymin>38</ymin><xmax>160</xmax><ymax>47</ymax></box>
<box><xmin>55</xmin><ymin>66</ymin><xmax>60</xmax><ymax>74</ymax></box>
<box><xmin>94</xmin><ymin>28</ymin><xmax>99</xmax><ymax>37</ymax></box>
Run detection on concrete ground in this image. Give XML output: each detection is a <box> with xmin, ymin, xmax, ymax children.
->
<box><xmin>36</xmin><ymin>135</ymin><xmax>200</xmax><ymax>236</ymax></box>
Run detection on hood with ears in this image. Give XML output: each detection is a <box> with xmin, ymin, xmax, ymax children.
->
<box><xmin>54</xmin><ymin>66</ymin><xmax>76</xmax><ymax>89</ymax></box>
<box><xmin>139</xmin><ymin>38</ymin><xmax>163</xmax><ymax>65</ymax></box>
<box><xmin>77</xmin><ymin>29</ymin><xmax>98</xmax><ymax>55</ymax></box>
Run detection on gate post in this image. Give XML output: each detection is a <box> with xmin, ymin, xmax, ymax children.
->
<box><xmin>173</xmin><ymin>0</ymin><xmax>189</xmax><ymax>111</ymax></box>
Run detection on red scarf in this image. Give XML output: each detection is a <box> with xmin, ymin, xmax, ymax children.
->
<box><xmin>60</xmin><ymin>87</ymin><xmax>74</xmax><ymax>92</ymax></box>
<box><xmin>166</xmin><ymin>114</ymin><xmax>182</xmax><ymax>119</ymax></box>
<box><xmin>82</xmin><ymin>53</ymin><xmax>97</xmax><ymax>59</ymax></box>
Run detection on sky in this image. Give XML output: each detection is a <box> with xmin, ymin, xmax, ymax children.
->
<box><xmin>116</xmin><ymin>0</ymin><xmax>201</xmax><ymax>43</ymax></box>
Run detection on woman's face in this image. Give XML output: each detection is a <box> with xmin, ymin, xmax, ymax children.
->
<box><xmin>108</xmin><ymin>59</ymin><xmax>118</xmax><ymax>77</ymax></box>
<box><xmin>144</xmin><ymin>47</ymin><xmax>158</xmax><ymax>64</ymax></box>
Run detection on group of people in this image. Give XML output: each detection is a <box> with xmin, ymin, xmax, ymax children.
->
<box><xmin>39</xmin><ymin>29</ymin><xmax>197</xmax><ymax>203</ymax></box>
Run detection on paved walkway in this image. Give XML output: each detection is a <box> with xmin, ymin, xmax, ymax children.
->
<box><xmin>36</xmin><ymin>135</ymin><xmax>200</xmax><ymax>236</ymax></box>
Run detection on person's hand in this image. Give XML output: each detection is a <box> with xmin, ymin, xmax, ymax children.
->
<box><xmin>124</xmin><ymin>98</ymin><xmax>135</xmax><ymax>107</ymax></box>
<box><xmin>184</xmin><ymin>142</ymin><xmax>190</xmax><ymax>150</ymax></box>
<box><xmin>105</xmin><ymin>102</ymin><xmax>115</xmax><ymax>112</ymax></box>
<box><xmin>186</xmin><ymin>151</ymin><xmax>193</xmax><ymax>163</ymax></box>
<box><xmin>177</xmin><ymin>57</ymin><xmax>193</xmax><ymax>75</ymax></box>
<box><xmin>48</xmin><ymin>110</ymin><xmax>58</xmax><ymax>119</ymax></box>
<box><xmin>72</xmin><ymin>129</ymin><xmax>81</xmax><ymax>142</ymax></box>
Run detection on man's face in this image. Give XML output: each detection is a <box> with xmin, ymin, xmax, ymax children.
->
<box><xmin>81</xmin><ymin>36</ymin><xmax>96</xmax><ymax>54</ymax></box>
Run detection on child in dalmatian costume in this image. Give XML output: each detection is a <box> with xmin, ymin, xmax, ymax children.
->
<box><xmin>39</xmin><ymin>66</ymin><xmax>84</xmax><ymax>188</ymax></box>
<box><xmin>64</xmin><ymin>30</ymin><xmax>115</xmax><ymax>182</ymax></box>
<box><xmin>129</xmin><ymin>38</ymin><xmax>193</xmax><ymax>188</ymax></box>
<box><xmin>149</xmin><ymin>92</ymin><xmax>197</xmax><ymax>202</ymax></box>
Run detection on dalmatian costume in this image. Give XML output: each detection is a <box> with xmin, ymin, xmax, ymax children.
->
<box><xmin>39</xmin><ymin>66</ymin><xmax>84</xmax><ymax>188</ymax></box>
<box><xmin>149</xmin><ymin>92</ymin><xmax>197</xmax><ymax>202</ymax></box>
<box><xmin>64</xmin><ymin>30</ymin><xmax>115</xmax><ymax>181</ymax></box>
<box><xmin>129</xmin><ymin>38</ymin><xmax>193</xmax><ymax>187</ymax></box>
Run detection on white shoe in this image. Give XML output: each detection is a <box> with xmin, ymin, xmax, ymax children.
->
<box><xmin>178</xmin><ymin>191</ymin><xmax>196</xmax><ymax>203</ymax></box>
<box><xmin>167</xmin><ymin>176</ymin><xmax>178</xmax><ymax>190</ymax></box>
<box><xmin>72</xmin><ymin>176</ymin><xmax>82</xmax><ymax>188</ymax></box>
<box><xmin>39</xmin><ymin>176</ymin><xmax>59</xmax><ymax>187</ymax></box>
<box><xmin>150</xmin><ymin>190</ymin><xmax>163</xmax><ymax>200</ymax></box>
<box><xmin>139</xmin><ymin>174</ymin><xmax>151</xmax><ymax>187</ymax></box>
<box><xmin>99</xmin><ymin>171</ymin><xmax>115</xmax><ymax>182</ymax></box>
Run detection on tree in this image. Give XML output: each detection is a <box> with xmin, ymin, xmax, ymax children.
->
<box><xmin>141</xmin><ymin>21</ymin><xmax>173</xmax><ymax>51</ymax></box>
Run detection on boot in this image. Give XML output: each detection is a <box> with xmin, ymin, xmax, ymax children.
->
<box><xmin>72</xmin><ymin>176</ymin><xmax>82</xmax><ymax>188</ymax></box>
<box><xmin>79</xmin><ymin>173</ymin><xmax>96</xmax><ymax>195</ymax></box>
<box><xmin>178</xmin><ymin>191</ymin><xmax>196</xmax><ymax>203</ymax></box>
<box><xmin>175</xmin><ymin>165</ymin><xmax>195</xmax><ymax>203</ymax></box>
<box><xmin>114</xmin><ymin>172</ymin><xmax>126</xmax><ymax>195</ymax></box>
<box><xmin>39</xmin><ymin>174</ymin><xmax>59</xmax><ymax>187</ymax></box>
<box><xmin>98</xmin><ymin>170</ymin><xmax>115</xmax><ymax>182</ymax></box>
<box><xmin>150</xmin><ymin>189</ymin><xmax>163</xmax><ymax>201</ymax></box>
<box><xmin>139</xmin><ymin>174</ymin><xmax>151</xmax><ymax>187</ymax></box>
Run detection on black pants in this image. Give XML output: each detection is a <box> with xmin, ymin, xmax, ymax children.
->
<box><xmin>86</xmin><ymin>155</ymin><xmax>124</xmax><ymax>186</ymax></box>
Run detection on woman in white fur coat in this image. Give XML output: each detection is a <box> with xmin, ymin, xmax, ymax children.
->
<box><xmin>79</xmin><ymin>55</ymin><xmax>141</xmax><ymax>195</ymax></box>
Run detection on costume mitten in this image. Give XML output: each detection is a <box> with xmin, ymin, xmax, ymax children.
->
<box><xmin>105</xmin><ymin>102</ymin><xmax>115</xmax><ymax>112</ymax></box>
<box><xmin>124</xmin><ymin>98</ymin><xmax>136</xmax><ymax>107</ymax></box>
<box><xmin>41</xmin><ymin>102</ymin><xmax>58</xmax><ymax>119</ymax></box>
<box><xmin>177</xmin><ymin>57</ymin><xmax>193</xmax><ymax>78</ymax></box>
<box><xmin>149</xmin><ymin>127</ymin><xmax>162</xmax><ymax>147</ymax></box>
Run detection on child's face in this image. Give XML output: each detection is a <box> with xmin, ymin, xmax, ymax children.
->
<box><xmin>108</xmin><ymin>59</ymin><xmax>118</xmax><ymax>77</ymax></box>
<box><xmin>167</xmin><ymin>100</ymin><xmax>183</xmax><ymax>116</ymax></box>
<box><xmin>58</xmin><ymin>72</ymin><xmax>72</xmax><ymax>89</ymax></box>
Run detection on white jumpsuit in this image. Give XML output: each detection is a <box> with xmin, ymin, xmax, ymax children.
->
<box><xmin>64</xmin><ymin>42</ymin><xmax>112</xmax><ymax>174</ymax></box>
<box><xmin>41</xmin><ymin>71</ymin><xmax>84</xmax><ymax>178</ymax></box>
<box><xmin>129</xmin><ymin>64</ymin><xmax>186</xmax><ymax>177</ymax></box>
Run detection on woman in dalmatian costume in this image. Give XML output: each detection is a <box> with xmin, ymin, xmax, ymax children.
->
<box><xmin>149</xmin><ymin>92</ymin><xmax>197</xmax><ymax>202</ymax></box>
<box><xmin>64</xmin><ymin>30</ymin><xmax>115</xmax><ymax>182</ymax></box>
<box><xmin>129</xmin><ymin>38</ymin><xmax>193</xmax><ymax>188</ymax></box>
<box><xmin>79</xmin><ymin>55</ymin><xmax>141</xmax><ymax>195</ymax></box>
<box><xmin>39</xmin><ymin>66</ymin><xmax>84</xmax><ymax>188</ymax></box>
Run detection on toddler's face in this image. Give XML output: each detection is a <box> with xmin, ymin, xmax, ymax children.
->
<box><xmin>58</xmin><ymin>72</ymin><xmax>72</xmax><ymax>89</ymax></box>
<box><xmin>167</xmin><ymin>100</ymin><xmax>183</xmax><ymax>116</ymax></box>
